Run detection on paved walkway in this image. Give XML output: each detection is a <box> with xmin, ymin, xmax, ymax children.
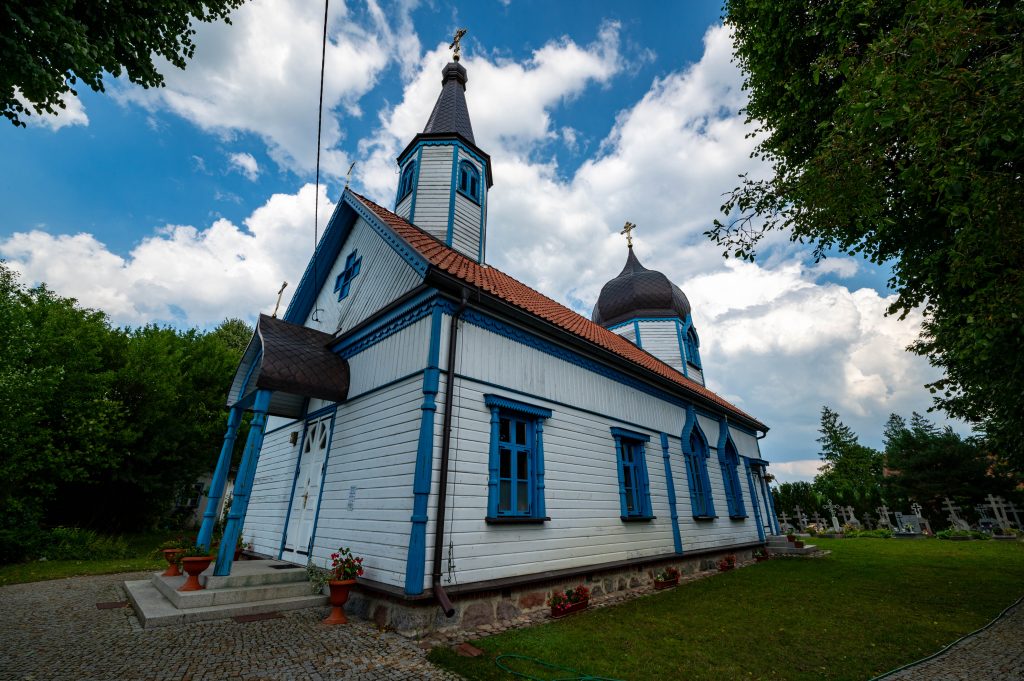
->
<box><xmin>0</xmin><ymin>572</ymin><xmax>461</xmax><ymax>681</ymax></box>
<box><xmin>882</xmin><ymin>598</ymin><xmax>1024</xmax><ymax>680</ymax></box>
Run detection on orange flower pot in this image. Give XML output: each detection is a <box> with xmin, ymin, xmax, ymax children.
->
<box><xmin>161</xmin><ymin>549</ymin><xmax>184</xmax><ymax>577</ymax></box>
<box><xmin>178</xmin><ymin>556</ymin><xmax>213</xmax><ymax>591</ymax></box>
<box><xmin>324</xmin><ymin>579</ymin><xmax>357</xmax><ymax>624</ymax></box>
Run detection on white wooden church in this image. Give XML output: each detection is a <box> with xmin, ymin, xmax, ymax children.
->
<box><xmin>199</xmin><ymin>43</ymin><xmax>779</xmax><ymax>631</ymax></box>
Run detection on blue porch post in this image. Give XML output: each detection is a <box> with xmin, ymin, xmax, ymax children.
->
<box><xmin>197</xmin><ymin>406</ymin><xmax>243</xmax><ymax>551</ymax></box>
<box><xmin>214</xmin><ymin>390</ymin><xmax>272</xmax><ymax>576</ymax></box>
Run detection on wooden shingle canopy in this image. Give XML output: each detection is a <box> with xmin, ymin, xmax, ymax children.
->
<box><xmin>228</xmin><ymin>314</ymin><xmax>349</xmax><ymax>418</ymax></box>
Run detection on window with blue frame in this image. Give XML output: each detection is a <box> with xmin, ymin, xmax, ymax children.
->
<box><xmin>457</xmin><ymin>160</ymin><xmax>481</xmax><ymax>203</ymax></box>
<box><xmin>484</xmin><ymin>395</ymin><xmax>552</xmax><ymax>522</ymax></box>
<box><xmin>333</xmin><ymin>250</ymin><xmax>362</xmax><ymax>301</ymax></box>
<box><xmin>398</xmin><ymin>161</ymin><xmax>416</xmax><ymax>200</ymax></box>
<box><xmin>684</xmin><ymin>325</ymin><xmax>702</xmax><ymax>368</ymax></box>
<box><xmin>718</xmin><ymin>435</ymin><xmax>747</xmax><ymax>518</ymax></box>
<box><xmin>683</xmin><ymin>427</ymin><xmax>715</xmax><ymax>518</ymax></box>
<box><xmin>611</xmin><ymin>428</ymin><xmax>653</xmax><ymax>520</ymax></box>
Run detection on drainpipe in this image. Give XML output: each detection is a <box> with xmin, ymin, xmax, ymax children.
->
<box><xmin>431</xmin><ymin>289</ymin><xmax>469</xmax><ymax>617</ymax></box>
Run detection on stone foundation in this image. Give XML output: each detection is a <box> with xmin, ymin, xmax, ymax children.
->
<box><xmin>343</xmin><ymin>546</ymin><xmax>758</xmax><ymax>638</ymax></box>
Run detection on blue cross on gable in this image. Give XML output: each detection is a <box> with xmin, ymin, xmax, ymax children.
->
<box><xmin>334</xmin><ymin>250</ymin><xmax>362</xmax><ymax>301</ymax></box>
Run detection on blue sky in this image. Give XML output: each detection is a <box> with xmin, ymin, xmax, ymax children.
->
<box><xmin>0</xmin><ymin>0</ymin><xmax>956</xmax><ymax>478</ymax></box>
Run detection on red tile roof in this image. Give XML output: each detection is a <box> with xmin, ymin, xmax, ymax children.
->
<box><xmin>350</xmin><ymin>191</ymin><xmax>766</xmax><ymax>430</ymax></box>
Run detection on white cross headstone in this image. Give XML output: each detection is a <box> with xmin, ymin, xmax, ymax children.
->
<box><xmin>779</xmin><ymin>511</ymin><xmax>793</xmax><ymax>533</ymax></box>
<box><xmin>844</xmin><ymin>506</ymin><xmax>861</xmax><ymax>527</ymax></box>
<box><xmin>988</xmin><ymin>495</ymin><xmax>1012</xmax><ymax>529</ymax></box>
<box><xmin>824</xmin><ymin>501</ymin><xmax>841</xmax><ymax>532</ymax></box>
<box><xmin>794</xmin><ymin>505</ymin><xmax>807</xmax><ymax>531</ymax></box>
<box><xmin>942</xmin><ymin>497</ymin><xmax>971</xmax><ymax>531</ymax></box>
<box><xmin>876</xmin><ymin>505</ymin><xmax>892</xmax><ymax>529</ymax></box>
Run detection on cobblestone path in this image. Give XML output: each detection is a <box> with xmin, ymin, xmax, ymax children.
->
<box><xmin>882</xmin><ymin>598</ymin><xmax>1024</xmax><ymax>680</ymax></box>
<box><xmin>0</xmin><ymin>572</ymin><xmax>462</xmax><ymax>681</ymax></box>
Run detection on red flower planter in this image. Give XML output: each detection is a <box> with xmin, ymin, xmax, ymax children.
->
<box><xmin>794</xmin><ymin>541</ymin><xmax>805</xmax><ymax>549</ymax></box>
<box><xmin>324</xmin><ymin>579</ymin><xmax>357</xmax><ymax>625</ymax></box>
<box><xmin>551</xmin><ymin>600</ymin><xmax>588</xmax><ymax>619</ymax></box>
<box><xmin>654</xmin><ymin>576</ymin><xmax>679</xmax><ymax>590</ymax></box>
<box><xmin>161</xmin><ymin>549</ymin><xmax>184</xmax><ymax>577</ymax></box>
<box><xmin>178</xmin><ymin>556</ymin><xmax>213</xmax><ymax>591</ymax></box>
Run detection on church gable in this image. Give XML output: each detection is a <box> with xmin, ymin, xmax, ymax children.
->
<box><xmin>285</xmin><ymin>195</ymin><xmax>428</xmax><ymax>337</ymax></box>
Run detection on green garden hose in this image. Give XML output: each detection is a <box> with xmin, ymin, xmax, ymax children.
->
<box><xmin>495</xmin><ymin>654</ymin><xmax>625</xmax><ymax>681</ymax></box>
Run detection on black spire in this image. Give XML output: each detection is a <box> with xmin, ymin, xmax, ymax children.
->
<box><xmin>422</xmin><ymin>61</ymin><xmax>475</xmax><ymax>143</ymax></box>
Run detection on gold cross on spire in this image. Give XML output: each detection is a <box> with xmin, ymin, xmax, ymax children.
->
<box><xmin>620</xmin><ymin>221</ymin><xmax>637</xmax><ymax>248</ymax></box>
<box><xmin>450</xmin><ymin>28</ymin><xmax>467</xmax><ymax>61</ymax></box>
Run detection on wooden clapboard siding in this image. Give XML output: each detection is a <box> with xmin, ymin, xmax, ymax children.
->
<box><xmin>611</xmin><ymin>324</ymin><xmax>637</xmax><ymax>344</ymax></box>
<box><xmin>346</xmin><ymin>315</ymin><xmax>433</xmax><ymax>397</ymax></box>
<box><xmin>688</xmin><ymin>365</ymin><xmax>705</xmax><ymax>386</ymax></box>
<box><xmin>395</xmin><ymin>192</ymin><xmax>412</xmax><ymax>220</ymax></box>
<box><xmin>450</xmin><ymin>151</ymin><xmax>482</xmax><ymax>259</ymax></box>
<box><xmin>636</xmin><ymin>319</ymin><xmax>684</xmax><ymax>374</ymax></box>
<box><xmin>309</xmin><ymin>374</ymin><xmax>424</xmax><ymax>588</ymax></box>
<box><xmin>301</xmin><ymin>217</ymin><xmax>423</xmax><ymax>335</ymax></box>
<box><xmin>248</xmin><ymin>422</ymin><xmax>305</xmax><ymax>556</ymax></box>
<box><xmin>409</xmin><ymin>145</ymin><xmax>454</xmax><ymax>243</ymax></box>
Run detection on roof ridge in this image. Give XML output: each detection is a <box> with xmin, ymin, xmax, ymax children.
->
<box><xmin>346</xmin><ymin>191</ymin><xmax>764</xmax><ymax>429</ymax></box>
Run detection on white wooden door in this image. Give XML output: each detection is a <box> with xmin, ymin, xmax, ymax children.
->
<box><xmin>283</xmin><ymin>416</ymin><xmax>330</xmax><ymax>558</ymax></box>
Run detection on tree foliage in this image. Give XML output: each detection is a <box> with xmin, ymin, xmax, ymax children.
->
<box><xmin>0</xmin><ymin>263</ymin><xmax>249</xmax><ymax>560</ymax></box>
<box><xmin>813</xmin><ymin>406</ymin><xmax>884</xmax><ymax>512</ymax></box>
<box><xmin>2</xmin><ymin>1</ymin><xmax>245</xmax><ymax>127</ymax></box>
<box><xmin>718</xmin><ymin>0</ymin><xmax>1024</xmax><ymax>471</ymax></box>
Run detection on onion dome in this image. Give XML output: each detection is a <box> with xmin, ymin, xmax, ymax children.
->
<box><xmin>592</xmin><ymin>247</ymin><xmax>691</xmax><ymax>328</ymax></box>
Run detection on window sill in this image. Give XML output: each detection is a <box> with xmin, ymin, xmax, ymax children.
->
<box><xmin>485</xmin><ymin>516</ymin><xmax>550</xmax><ymax>525</ymax></box>
<box><xmin>692</xmin><ymin>514</ymin><xmax>718</xmax><ymax>521</ymax></box>
<box><xmin>729</xmin><ymin>514</ymin><xmax>749</xmax><ymax>520</ymax></box>
<box><xmin>620</xmin><ymin>515</ymin><xmax>656</xmax><ymax>523</ymax></box>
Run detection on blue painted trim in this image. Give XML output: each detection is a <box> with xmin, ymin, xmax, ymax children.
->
<box><xmin>343</xmin><ymin>191</ymin><xmax>430</xmax><ymax>277</ymax></box>
<box><xmin>762</xmin><ymin>476</ymin><xmax>781</xmax><ymax>534</ymax></box>
<box><xmin>744</xmin><ymin>459</ymin><xmax>766</xmax><ymax>542</ymax></box>
<box><xmin>446</xmin><ymin>146</ymin><xmax>458</xmax><ymax>246</ymax></box>
<box><xmin>661</xmin><ymin>433</ymin><xmax>683</xmax><ymax>554</ymax></box>
<box><xmin>483</xmin><ymin>394</ymin><xmax>553</xmax><ymax>418</ymax></box>
<box><xmin>398</xmin><ymin>138</ymin><xmax>488</xmax><ymax>170</ymax></box>
<box><xmin>612</xmin><ymin>436</ymin><xmax>628</xmax><ymax>517</ymax></box>
<box><xmin>477</xmin><ymin>161</ymin><xmax>487</xmax><ymax>263</ymax></box>
<box><xmin>717</xmin><ymin>417</ymin><xmax>746</xmax><ymax>518</ymax></box>
<box><xmin>486</xmin><ymin>406</ymin><xmax>501</xmax><ymax>518</ymax></box>
<box><xmin>405</xmin><ymin>306</ymin><xmax>444</xmax><ymax>595</ymax></box>
<box><xmin>332</xmin><ymin>289</ymin><xmax>440</xmax><ymax>359</ymax></box>
<box><xmin>675</xmin><ymin>320</ymin><xmax>689</xmax><ymax>379</ymax></box>
<box><xmin>534</xmin><ymin>418</ymin><xmax>547</xmax><ymax>519</ymax></box>
<box><xmin>396</xmin><ymin>158</ymin><xmax>416</xmax><ymax>208</ymax></box>
<box><xmin>633</xmin><ymin>320</ymin><xmax>643</xmax><ymax>348</ymax></box>
<box><xmin>197</xmin><ymin>406</ymin><xmax>243</xmax><ymax>550</ymax></box>
<box><xmin>409</xmin><ymin>147</ymin><xmax>423</xmax><ymax>223</ymax></box>
<box><xmin>606</xmin><ymin>317</ymin><xmax>681</xmax><ymax>332</ymax></box>
<box><xmin>455</xmin><ymin>160</ymin><xmax>482</xmax><ymax>205</ymax></box>
<box><xmin>610</xmin><ymin>426</ymin><xmax>651</xmax><ymax>442</ymax></box>
<box><xmin>306</xmin><ymin>408</ymin><xmax>338</xmax><ymax>556</ymax></box>
<box><xmin>215</xmin><ymin>389</ymin><xmax>272</xmax><ymax>576</ymax></box>
<box><xmin>278</xmin><ymin>417</ymin><xmax>309</xmax><ymax>559</ymax></box>
<box><xmin>681</xmin><ymin>405</ymin><xmax>716</xmax><ymax>518</ymax></box>
<box><xmin>457</xmin><ymin>307</ymin><xmax>760</xmax><ymax>434</ymax></box>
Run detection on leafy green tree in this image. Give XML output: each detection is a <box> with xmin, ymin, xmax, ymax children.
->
<box><xmin>812</xmin><ymin>406</ymin><xmax>884</xmax><ymax>514</ymax></box>
<box><xmin>2</xmin><ymin>1</ymin><xmax>245</xmax><ymax>127</ymax></box>
<box><xmin>718</xmin><ymin>0</ymin><xmax>1024</xmax><ymax>471</ymax></box>
<box><xmin>882</xmin><ymin>412</ymin><xmax>1017</xmax><ymax>526</ymax></box>
<box><xmin>771</xmin><ymin>481</ymin><xmax>821</xmax><ymax>519</ymax></box>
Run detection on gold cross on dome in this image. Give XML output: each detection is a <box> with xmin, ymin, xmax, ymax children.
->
<box><xmin>450</xmin><ymin>28</ymin><xmax>467</xmax><ymax>61</ymax></box>
<box><xmin>620</xmin><ymin>221</ymin><xmax>637</xmax><ymax>248</ymax></box>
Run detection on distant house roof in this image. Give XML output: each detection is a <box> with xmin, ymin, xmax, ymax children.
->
<box><xmin>348</xmin><ymin>191</ymin><xmax>766</xmax><ymax>432</ymax></box>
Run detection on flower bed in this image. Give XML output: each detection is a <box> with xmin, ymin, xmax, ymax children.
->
<box><xmin>549</xmin><ymin>584</ymin><xmax>589</xmax><ymax>618</ymax></box>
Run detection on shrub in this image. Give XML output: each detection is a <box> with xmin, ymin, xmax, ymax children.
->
<box><xmin>45</xmin><ymin>527</ymin><xmax>131</xmax><ymax>560</ymax></box>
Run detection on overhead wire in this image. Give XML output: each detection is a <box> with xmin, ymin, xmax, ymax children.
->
<box><xmin>311</xmin><ymin>0</ymin><xmax>330</xmax><ymax>323</ymax></box>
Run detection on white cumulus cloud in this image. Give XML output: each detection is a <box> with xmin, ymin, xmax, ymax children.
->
<box><xmin>229</xmin><ymin>152</ymin><xmax>261</xmax><ymax>180</ymax></box>
<box><xmin>18</xmin><ymin>89</ymin><xmax>89</xmax><ymax>131</ymax></box>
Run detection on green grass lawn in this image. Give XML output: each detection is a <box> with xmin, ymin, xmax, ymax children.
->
<box><xmin>429</xmin><ymin>538</ymin><xmax>1024</xmax><ymax>681</ymax></box>
<box><xmin>0</xmin><ymin>531</ymin><xmax>175</xmax><ymax>586</ymax></box>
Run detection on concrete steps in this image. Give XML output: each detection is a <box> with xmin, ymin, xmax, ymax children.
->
<box><xmin>766</xmin><ymin>535</ymin><xmax>819</xmax><ymax>556</ymax></box>
<box><xmin>125</xmin><ymin>559</ymin><xmax>327</xmax><ymax>628</ymax></box>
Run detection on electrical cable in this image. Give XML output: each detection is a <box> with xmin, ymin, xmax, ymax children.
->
<box><xmin>310</xmin><ymin>0</ymin><xmax>330</xmax><ymax>324</ymax></box>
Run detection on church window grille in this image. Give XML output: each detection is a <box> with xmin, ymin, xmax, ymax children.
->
<box><xmin>457</xmin><ymin>160</ymin><xmax>481</xmax><ymax>203</ymax></box>
<box><xmin>334</xmin><ymin>250</ymin><xmax>362</xmax><ymax>301</ymax></box>
<box><xmin>611</xmin><ymin>428</ymin><xmax>653</xmax><ymax>520</ymax></box>
<box><xmin>684</xmin><ymin>326</ymin><xmax>702</xmax><ymax>369</ymax></box>
<box><xmin>684</xmin><ymin>429</ymin><xmax>715</xmax><ymax>518</ymax></box>
<box><xmin>484</xmin><ymin>395</ymin><xmax>551</xmax><ymax>521</ymax></box>
<box><xmin>398</xmin><ymin>161</ymin><xmax>416</xmax><ymax>200</ymax></box>
<box><xmin>719</xmin><ymin>436</ymin><xmax>747</xmax><ymax>518</ymax></box>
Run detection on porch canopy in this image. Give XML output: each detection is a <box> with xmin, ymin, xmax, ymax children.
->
<box><xmin>228</xmin><ymin>313</ymin><xmax>350</xmax><ymax>418</ymax></box>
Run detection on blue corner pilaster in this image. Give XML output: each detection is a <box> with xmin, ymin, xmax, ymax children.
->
<box><xmin>612</xmin><ymin>437</ymin><xmax>628</xmax><ymax>517</ymax></box>
<box><xmin>534</xmin><ymin>420</ymin><xmax>546</xmax><ymax>518</ymax></box>
<box><xmin>214</xmin><ymin>390</ymin><xmax>272</xmax><ymax>576</ymax></box>
<box><xmin>744</xmin><ymin>460</ymin><xmax>766</xmax><ymax>542</ymax></box>
<box><xmin>197</xmin><ymin>406</ymin><xmax>242</xmax><ymax>551</ymax></box>
<box><xmin>762</xmin><ymin>475</ymin><xmax>781</xmax><ymax>535</ymax></box>
<box><xmin>661</xmin><ymin>433</ymin><xmax>683</xmax><ymax>554</ymax></box>
<box><xmin>405</xmin><ymin>306</ymin><xmax>443</xmax><ymax>595</ymax></box>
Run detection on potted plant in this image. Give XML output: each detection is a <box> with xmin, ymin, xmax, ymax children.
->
<box><xmin>159</xmin><ymin>537</ymin><xmax>186</xmax><ymax>577</ymax></box>
<box><xmin>786</xmin><ymin>532</ymin><xmax>797</xmax><ymax>543</ymax></box>
<box><xmin>548</xmin><ymin>584</ymin><xmax>590</xmax><ymax>618</ymax></box>
<box><xmin>793</xmin><ymin>539</ymin><xmax>805</xmax><ymax>549</ymax></box>
<box><xmin>234</xmin><ymin>535</ymin><xmax>252</xmax><ymax>560</ymax></box>
<box><xmin>717</xmin><ymin>554</ymin><xmax>737</xmax><ymax>572</ymax></box>
<box><xmin>177</xmin><ymin>544</ymin><xmax>214</xmax><ymax>592</ymax></box>
<box><xmin>753</xmin><ymin>548</ymin><xmax>769</xmax><ymax>563</ymax></box>
<box><xmin>654</xmin><ymin>566</ymin><xmax>680</xmax><ymax>589</ymax></box>
<box><xmin>322</xmin><ymin>546</ymin><xmax>364</xmax><ymax>625</ymax></box>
